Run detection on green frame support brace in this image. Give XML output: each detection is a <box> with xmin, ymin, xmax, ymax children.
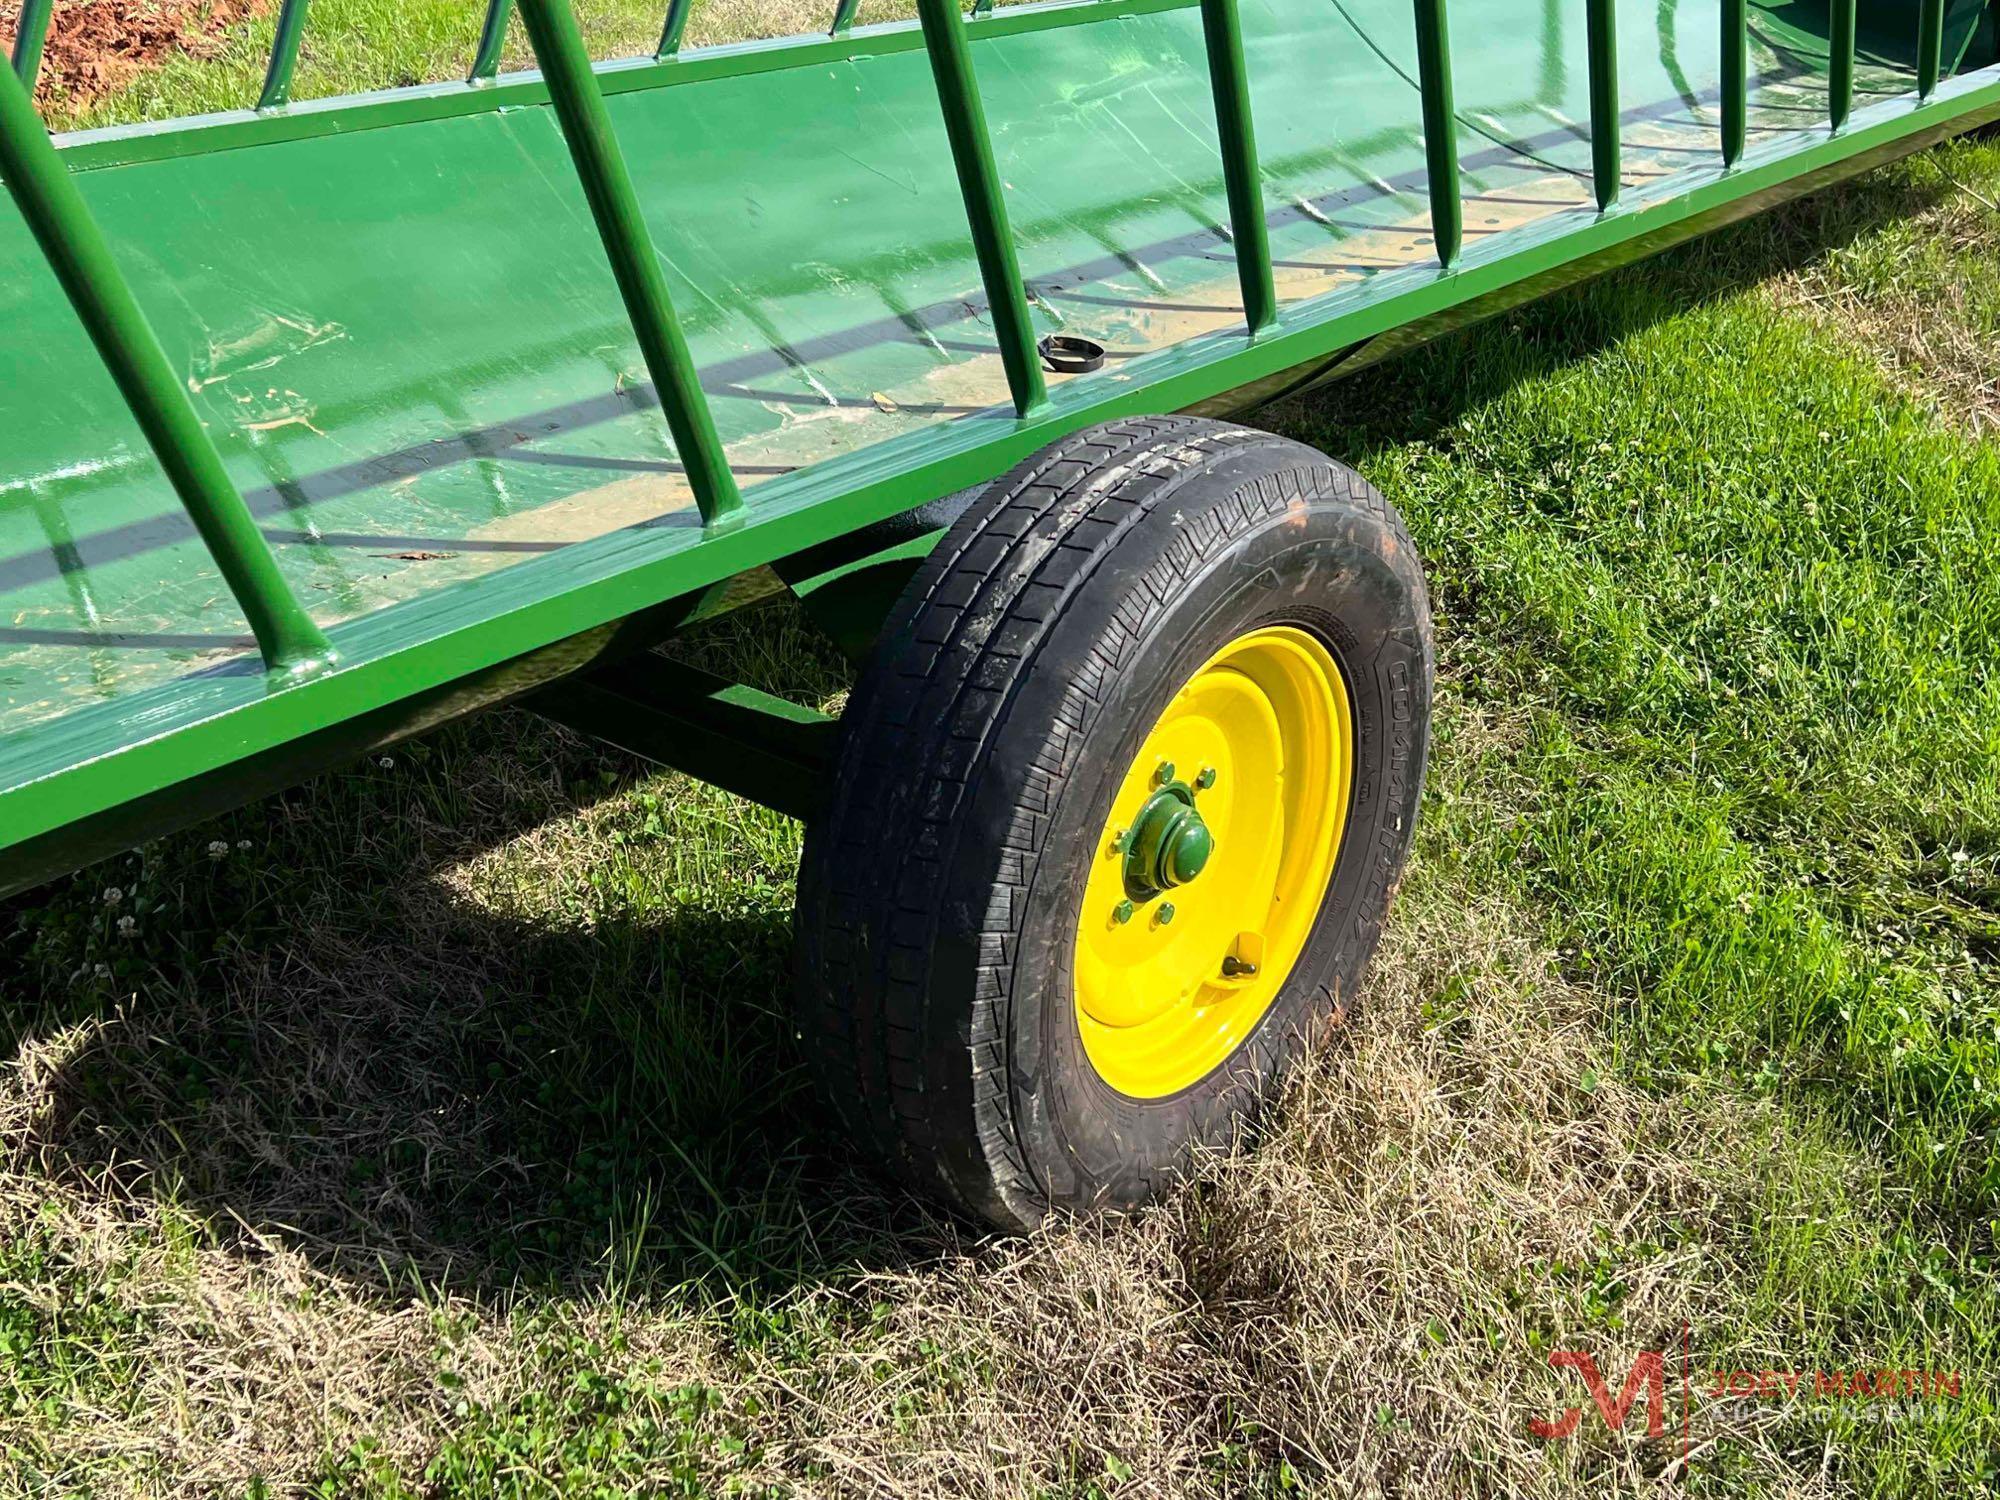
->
<box><xmin>9</xmin><ymin>0</ymin><xmax>51</xmax><ymax>89</ymax></box>
<box><xmin>1199</xmin><ymin>0</ymin><xmax>1279</xmax><ymax>332</ymax></box>
<box><xmin>534</xmin><ymin>657</ymin><xmax>838</xmax><ymax>821</ymax></box>
<box><xmin>914</xmin><ymin>0</ymin><xmax>1050</xmax><ymax>417</ymax></box>
<box><xmin>656</xmin><ymin>0</ymin><xmax>694</xmax><ymax>60</ymax></box>
<box><xmin>1830</xmin><ymin>0</ymin><xmax>1857</xmax><ymax>128</ymax></box>
<box><xmin>514</xmin><ymin>0</ymin><xmax>745</xmax><ymax>525</ymax></box>
<box><xmin>1919</xmin><ymin>0</ymin><xmax>1947</xmax><ymax>97</ymax></box>
<box><xmin>1585</xmin><ymin>0</ymin><xmax>1620</xmax><ymax>209</ymax></box>
<box><xmin>471</xmin><ymin>0</ymin><xmax>514</xmax><ymax>83</ymax></box>
<box><xmin>1410</xmin><ymin>0</ymin><xmax>1462</xmax><ymax>266</ymax></box>
<box><xmin>259</xmin><ymin>0</ymin><xmax>313</xmax><ymax>109</ymax></box>
<box><xmin>1722</xmin><ymin>0</ymin><xmax>1748</xmax><ymax>165</ymax></box>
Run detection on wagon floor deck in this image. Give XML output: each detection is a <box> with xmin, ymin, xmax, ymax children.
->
<box><xmin>0</xmin><ymin>0</ymin><xmax>1943</xmax><ymax>760</ymax></box>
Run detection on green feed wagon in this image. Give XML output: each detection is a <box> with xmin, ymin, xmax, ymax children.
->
<box><xmin>1</xmin><ymin>0</ymin><xmax>1993</xmax><ymax>1228</ymax></box>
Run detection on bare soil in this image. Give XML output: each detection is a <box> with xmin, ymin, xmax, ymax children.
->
<box><xmin>0</xmin><ymin>0</ymin><xmax>266</xmax><ymax>109</ymax></box>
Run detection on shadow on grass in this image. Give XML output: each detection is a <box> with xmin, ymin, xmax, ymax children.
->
<box><xmin>28</xmin><ymin>885</ymin><xmax>950</xmax><ymax>1300</ymax></box>
<box><xmin>3</xmin><ymin>608</ymin><xmax>957</xmax><ymax>1305</ymax></box>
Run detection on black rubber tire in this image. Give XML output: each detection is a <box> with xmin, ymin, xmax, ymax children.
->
<box><xmin>794</xmin><ymin>416</ymin><xmax>1433</xmax><ymax>1231</ymax></box>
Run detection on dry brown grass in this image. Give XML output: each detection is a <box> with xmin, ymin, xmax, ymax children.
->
<box><xmin>0</xmin><ymin>715</ymin><xmax>1876</xmax><ymax>1494</ymax></box>
<box><xmin>705</xmin><ymin>896</ymin><xmax>1854</xmax><ymax>1497</ymax></box>
<box><xmin>1761</xmin><ymin>146</ymin><xmax>2000</xmax><ymax>433</ymax></box>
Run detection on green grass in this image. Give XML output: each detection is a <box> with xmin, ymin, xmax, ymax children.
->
<box><xmin>5</xmin><ymin>13</ymin><xmax>2000</xmax><ymax>1495</ymax></box>
<box><xmin>1274</xmin><ymin>133</ymin><xmax>2000</xmax><ymax>1493</ymax></box>
<box><xmin>1301</xmin><ymin>203</ymin><xmax>2000</xmax><ymax>1213</ymax></box>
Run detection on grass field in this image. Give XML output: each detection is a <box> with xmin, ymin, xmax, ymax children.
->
<box><xmin>3</xmin><ymin>4</ymin><xmax>2000</xmax><ymax>1495</ymax></box>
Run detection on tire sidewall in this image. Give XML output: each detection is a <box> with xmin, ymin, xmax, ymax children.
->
<box><xmin>962</xmin><ymin>444</ymin><xmax>1432</xmax><ymax>1208</ymax></box>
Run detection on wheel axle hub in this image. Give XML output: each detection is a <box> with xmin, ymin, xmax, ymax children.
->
<box><xmin>1125</xmin><ymin>781</ymin><xmax>1213</xmax><ymax>898</ymax></box>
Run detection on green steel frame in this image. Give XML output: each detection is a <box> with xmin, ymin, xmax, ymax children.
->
<box><xmin>258</xmin><ymin>0</ymin><xmax>313</xmax><ymax>110</ymax></box>
<box><xmin>1586</xmin><ymin>0</ymin><xmax>1621</xmax><ymax>209</ymax></box>
<box><xmin>2</xmin><ymin>0</ymin><xmax>1999</xmax><ymax>895</ymax></box>
<box><xmin>512</xmin><ymin>0</ymin><xmax>745</xmax><ymax>524</ymax></box>
<box><xmin>1410</xmin><ymin>0</ymin><xmax>1461</xmax><ymax>266</ymax></box>
<box><xmin>1200</xmin><ymin>0</ymin><xmax>1278</xmax><ymax>332</ymax></box>
<box><xmin>914</xmin><ymin>0</ymin><xmax>1048</xmax><ymax>417</ymax></box>
<box><xmin>1832</xmin><ymin>0</ymin><xmax>1859</xmax><ymax>127</ymax></box>
<box><xmin>2</xmin><ymin>0</ymin><xmax>1302</xmax><ymax>665</ymax></box>
<box><xmin>471</xmin><ymin>0</ymin><xmax>514</xmax><ymax>83</ymax></box>
<box><xmin>655</xmin><ymin>0</ymin><xmax>693</xmax><ymax>60</ymax></box>
<box><xmin>1723</xmin><ymin>0</ymin><xmax>1749</xmax><ymax>163</ymax></box>
<box><xmin>8</xmin><ymin>0</ymin><xmax>53</xmax><ymax>90</ymax></box>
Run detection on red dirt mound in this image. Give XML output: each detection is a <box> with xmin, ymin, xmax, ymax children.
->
<box><xmin>1</xmin><ymin>0</ymin><xmax>269</xmax><ymax>110</ymax></box>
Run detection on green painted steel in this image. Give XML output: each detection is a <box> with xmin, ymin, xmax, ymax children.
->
<box><xmin>535</xmin><ymin>656</ymin><xmax>835</xmax><ymax>821</ymax></box>
<box><xmin>1585</xmin><ymin>0</ymin><xmax>1619</xmax><ymax>210</ymax></box>
<box><xmin>1199</xmin><ymin>0</ymin><xmax>1278</xmax><ymax>332</ymax></box>
<box><xmin>1919</xmin><ymin>0</ymin><xmax>1946</xmax><ymax>96</ymax></box>
<box><xmin>258</xmin><ymin>0</ymin><xmax>313</xmax><ymax>110</ymax></box>
<box><xmin>2</xmin><ymin>0</ymin><xmax>1997</xmax><ymax>888</ymax></box>
<box><xmin>1831</xmin><ymin>0</ymin><xmax>1856</xmax><ymax>128</ymax></box>
<box><xmin>656</xmin><ymin>0</ymin><xmax>693</xmax><ymax>60</ymax></box>
<box><xmin>1410</xmin><ymin>0</ymin><xmax>1461</xmax><ymax>266</ymax></box>
<box><xmin>0</xmin><ymin>58</ymin><xmax>332</xmax><ymax>676</ymax></box>
<box><xmin>832</xmin><ymin>0</ymin><xmax>863</xmax><ymax>38</ymax></box>
<box><xmin>914</xmin><ymin>0</ymin><xmax>1048</xmax><ymax>417</ymax></box>
<box><xmin>1125</xmin><ymin>781</ymin><xmax>1215</xmax><ymax>896</ymax></box>
<box><xmin>27</xmin><ymin>0</ymin><xmax>1428</xmax><ymax>177</ymax></box>
<box><xmin>513</xmin><ymin>0</ymin><xmax>743</xmax><ymax>524</ymax></box>
<box><xmin>471</xmin><ymin>0</ymin><xmax>513</xmax><ymax>83</ymax></box>
<box><xmin>1722</xmin><ymin>0</ymin><xmax>1747</xmax><ymax>165</ymax></box>
<box><xmin>40</xmin><ymin>0</ymin><xmax>1994</xmax><ymax>181</ymax></box>
<box><xmin>10</xmin><ymin>0</ymin><xmax>51</xmax><ymax>89</ymax></box>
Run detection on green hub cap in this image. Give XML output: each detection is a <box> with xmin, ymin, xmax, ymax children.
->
<box><xmin>1124</xmin><ymin>782</ymin><xmax>1214</xmax><ymax>899</ymax></box>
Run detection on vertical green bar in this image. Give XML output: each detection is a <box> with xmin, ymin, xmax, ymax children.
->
<box><xmin>257</xmin><ymin>0</ymin><xmax>311</xmax><ymax>110</ymax></box>
<box><xmin>470</xmin><ymin>0</ymin><xmax>512</xmax><ymax>83</ymax></box>
<box><xmin>1410</xmin><ymin>0</ymin><xmax>1462</xmax><ymax>267</ymax></box>
<box><xmin>1917</xmin><ymin>0</ymin><xmax>1945</xmax><ymax>98</ymax></box>
<box><xmin>11</xmin><ymin>0</ymin><xmax>53</xmax><ymax>89</ymax></box>
<box><xmin>831</xmin><ymin>0</ymin><xmax>862</xmax><ymax>36</ymax></box>
<box><xmin>1198</xmin><ymin>0</ymin><xmax>1277</xmax><ymax>333</ymax></box>
<box><xmin>1721</xmin><ymin>0</ymin><xmax>1746</xmax><ymax>166</ymax></box>
<box><xmin>1584</xmin><ymin>0</ymin><xmax>1619</xmax><ymax>210</ymax></box>
<box><xmin>1829</xmin><ymin>0</ymin><xmax>1855</xmax><ymax>129</ymax></box>
<box><xmin>514</xmin><ymin>0</ymin><xmax>743</xmax><ymax>523</ymax></box>
<box><xmin>913</xmin><ymin>0</ymin><xmax>1049</xmax><ymax>416</ymax></box>
<box><xmin>0</xmin><ymin>61</ymin><xmax>332</xmax><ymax>674</ymax></box>
<box><xmin>655</xmin><ymin>0</ymin><xmax>692</xmax><ymax>59</ymax></box>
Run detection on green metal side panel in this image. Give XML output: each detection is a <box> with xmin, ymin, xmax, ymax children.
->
<box><xmin>0</xmin><ymin>0</ymin><xmax>1995</xmax><ymax>885</ymax></box>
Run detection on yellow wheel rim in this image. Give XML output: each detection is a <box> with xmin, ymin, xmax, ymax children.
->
<box><xmin>1073</xmin><ymin>625</ymin><xmax>1353</xmax><ymax>1099</ymax></box>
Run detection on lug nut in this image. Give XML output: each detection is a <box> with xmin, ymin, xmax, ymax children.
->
<box><xmin>1155</xmin><ymin>760</ymin><xmax>1176</xmax><ymax>786</ymax></box>
<box><xmin>1113</xmin><ymin>900</ymin><xmax>1135</xmax><ymax>925</ymax></box>
<box><xmin>1155</xmin><ymin>903</ymin><xmax>1176</xmax><ymax>926</ymax></box>
<box><xmin>1195</xmin><ymin>766</ymin><xmax>1217</xmax><ymax>791</ymax></box>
